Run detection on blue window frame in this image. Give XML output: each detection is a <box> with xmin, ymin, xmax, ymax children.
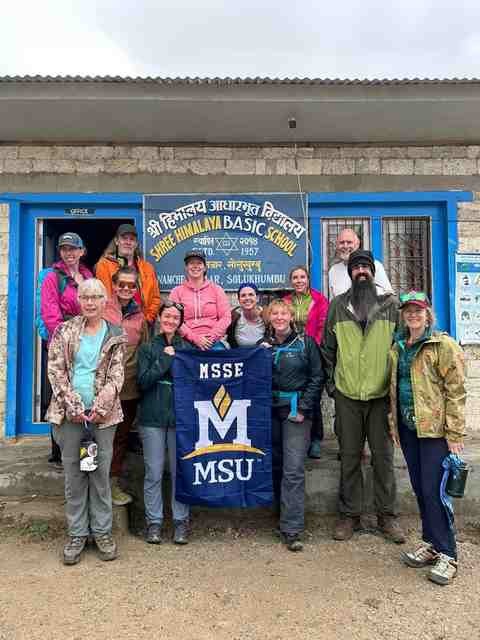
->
<box><xmin>307</xmin><ymin>191</ymin><xmax>472</xmax><ymax>334</ymax></box>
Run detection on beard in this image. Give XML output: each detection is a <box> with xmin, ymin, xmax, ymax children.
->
<box><xmin>351</xmin><ymin>276</ymin><xmax>378</xmax><ymax>322</ymax></box>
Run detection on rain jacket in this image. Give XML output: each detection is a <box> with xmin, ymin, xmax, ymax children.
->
<box><xmin>103</xmin><ymin>297</ymin><xmax>148</xmax><ymax>400</ymax></box>
<box><xmin>321</xmin><ymin>290</ymin><xmax>398</xmax><ymax>400</ymax></box>
<box><xmin>169</xmin><ymin>279</ymin><xmax>231</xmax><ymax>347</ymax></box>
<box><xmin>283</xmin><ymin>288</ymin><xmax>329</xmax><ymax>345</ymax></box>
<box><xmin>137</xmin><ymin>333</ymin><xmax>191</xmax><ymax>429</ymax></box>
<box><xmin>265</xmin><ymin>329</ymin><xmax>324</xmax><ymax>414</ymax></box>
<box><xmin>46</xmin><ymin>316</ymin><xmax>127</xmax><ymax>428</ymax></box>
<box><xmin>95</xmin><ymin>250</ymin><xmax>161</xmax><ymax>324</ymax></box>
<box><xmin>388</xmin><ymin>331</ymin><xmax>466</xmax><ymax>443</ymax></box>
<box><xmin>40</xmin><ymin>260</ymin><xmax>93</xmax><ymax>340</ymax></box>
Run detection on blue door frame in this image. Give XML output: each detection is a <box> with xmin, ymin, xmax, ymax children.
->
<box><xmin>307</xmin><ymin>191</ymin><xmax>472</xmax><ymax>336</ymax></box>
<box><xmin>1</xmin><ymin>193</ymin><xmax>144</xmax><ymax>439</ymax></box>
<box><xmin>0</xmin><ymin>190</ymin><xmax>473</xmax><ymax>439</ymax></box>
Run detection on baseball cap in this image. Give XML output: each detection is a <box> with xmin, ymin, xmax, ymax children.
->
<box><xmin>184</xmin><ymin>250</ymin><xmax>207</xmax><ymax>265</ymax></box>
<box><xmin>57</xmin><ymin>232</ymin><xmax>84</xmax><ymax>249</ymax></box>
<box><xmin>117</xmin><ymin>223</ymin><xmax>138</xmax><ymax>237</ymax></box>
<box><xmin>399</xmin><ymin>291</ymin><xmax>430</xmax><ymax>309</ymax></box>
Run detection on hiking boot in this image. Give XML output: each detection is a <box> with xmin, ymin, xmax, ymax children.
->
<box><xmin>63</xmin><ymin>535</ymin><xmax>87</xmax><ymax>565</ymax></box>
<box><xmin>378</xmin><ymin>516</ymin><xmax>406</xmax><ymax>544</ymax></box>
<box><xmin>173</xmin><ymin>520</ymin><xmax>189</xmax><ymax>545</ymax></box>
<box><xmin>307</xmin><ymin>439</ymin><xmax>322</xmax><ymax>459</ymax></box>
<box><xmin>145</xmin><ymin>523</ymin><xmax>162</xmax><ymax>544</ymax></box>
<box><xmin>402</xmin><ymin>541</ymin><xmax>438</xmax><ymax>568</ymax></box>
<box><xmin>283</xmin><ymin>533</ymin><xmax>303</xmax><ymax>552</ymax></box>
<box><xmin>333</xmin><ymin>516</ymin><xmax>361</xmax><ymax>541</ymax></box>
<box><xmin>428</xmin><ymin>553</ymin><xmax>457</xmax><ymax>586</ymax></box>
<box><xmin>94</xmin><ymin>533</ymin><xmax>118</xmax><ymax>561</ymax></box>
<box><xmin>110</xmin><ymin>478</ymin><xmax>133</xmax><ymax>507</ymax></box>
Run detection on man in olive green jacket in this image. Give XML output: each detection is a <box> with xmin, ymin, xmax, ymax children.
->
<box><xmin>321</xmin><ymin>249</ymin><xmax>405</xmax><ymax>544</ymax></box>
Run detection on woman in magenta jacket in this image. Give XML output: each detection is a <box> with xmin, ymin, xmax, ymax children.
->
<box><xmin>41</xmin><ymin>233</ymin><xmax>93</xmax><ymax>342</ymax></box>
<box><xmin>283</xmin><ymin>266</ymin><xmax>329</xmax><ymax>458</ymax></box>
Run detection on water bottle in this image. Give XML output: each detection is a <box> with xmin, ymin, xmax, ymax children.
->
<box><xmin>446</xmin><ymin>460</ymin><xmax>469</xmax><ymax>498</ymax></box>
<box><xmin>79</xmin><ymin>421</ymin><xmax>98</xmax><ymax>472</ymax></box>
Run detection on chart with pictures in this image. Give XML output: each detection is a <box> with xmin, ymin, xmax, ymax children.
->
<box><xmin>455</xmin><ymin>253</ymin><xmax>480</xmax><ymax>344</ymax></box>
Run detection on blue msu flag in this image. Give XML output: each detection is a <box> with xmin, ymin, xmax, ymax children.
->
<box><xmin>172</xmin><ymin>347</ymin><xmax>273</xmax><ymax>507</ymax></box>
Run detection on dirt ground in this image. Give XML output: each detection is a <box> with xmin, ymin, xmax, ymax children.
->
<box><xmin>0</xmin><ymin>514</ymin><xmax>479</xmax><ymax>640</ymax></box>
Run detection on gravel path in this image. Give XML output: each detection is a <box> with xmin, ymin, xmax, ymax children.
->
<box><xmin>1</xmin><ymin>515</ymin><xmax>479</xmax><ymax>640</ymax></box>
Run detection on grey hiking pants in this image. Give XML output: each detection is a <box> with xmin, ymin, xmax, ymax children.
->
<box><xmin>54</xmin><ymin>421</ymin><xmax>117</xmax><ymax>537</ymax></box>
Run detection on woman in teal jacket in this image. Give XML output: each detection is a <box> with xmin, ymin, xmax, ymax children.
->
<box><xmin>137</xmin><ymin>301</ymin><xmax>191</xmax><ymax>545</ymax></box>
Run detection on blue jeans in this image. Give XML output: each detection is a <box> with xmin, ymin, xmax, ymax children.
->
<box><xmin>139</xmin><ymin>426</ymin><xmax>190</xmax><ymax>525</ymax></box>
<box><xmin>399</xmin><ymin>421</ymin><xmax>456</xmax><ymax>559</ymax></box>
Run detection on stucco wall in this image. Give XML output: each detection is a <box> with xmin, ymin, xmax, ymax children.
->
<box><xmin>1</xmin><ymin>142</ymin><xmax>479</xmax><ymax>439</ymax></box>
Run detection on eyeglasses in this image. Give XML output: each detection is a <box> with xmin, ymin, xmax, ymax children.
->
<box><xmin>163</xmin><ymin>300</ymin><xmax>184</xmax><ymax>312</ymax></box>
<box><xmin>399</xmin><ymin>291</ymin><xmax>429</xmax><ymax>304</ymax></box>
<box><xmin>116</xmin><ymin>281</ymin><xmax>137</xmax><ymax>290</ymax></box>
<box><xmin>79</xmin><ymin>294</ymin><xmax>104</xmax><ymax>302</ymax></box>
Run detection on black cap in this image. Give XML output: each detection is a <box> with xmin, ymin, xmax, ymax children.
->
<box><xmin>117</xmin><ymin>223</ymin><xmax>137</xmax><ymax>237</ymax></box>
<box><xmin>58</xmin><ymin>232</ymin><xmax>84</xmax><ymax>249</ymax></box>
<box><xmin>184</xmin><ymin>250</ymin><xmax>207</xmax><ymax>265</ymax></box>
<box><xmin>347</xmin><ymin>249</ymin><xmax>376</xmax><ymax>279</ymax></box>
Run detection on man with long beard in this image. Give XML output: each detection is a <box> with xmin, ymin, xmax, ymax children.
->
<box><xmin>321</xmin><ymin>249</ymin><xmax>405</xmax><ymax>544</ymax></box>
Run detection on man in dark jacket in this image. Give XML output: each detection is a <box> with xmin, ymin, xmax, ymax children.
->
<box><xmin>321</xmin><ymin>250</ymin><xmax>405</xmax><ymax>544</ymax></box>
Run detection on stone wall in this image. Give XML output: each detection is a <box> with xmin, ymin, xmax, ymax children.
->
<box><xmin>0</xmin><ymin>204</ymin><xmax>9</xmax><ymax>440</ymax></box>
<box><xmin>1</xmin><ymin>142</ymin><xmax>480</xmax><ymax>439</ymax></box>
<box><xmin>2</xmin><ymin>144</ymin><xmax>480</xmax><ymax>177</ymax></box>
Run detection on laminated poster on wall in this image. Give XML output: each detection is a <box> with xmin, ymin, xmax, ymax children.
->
<box><xmin>143</xmin><ymin>193</ymin><xmax>308</xmax><ymax>291</ymax></box>
<box><xmin>455</xmin><ymin>253</ymin><xmax>480</xmax><ymax>344</ymax></box>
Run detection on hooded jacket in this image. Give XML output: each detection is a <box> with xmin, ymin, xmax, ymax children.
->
<box><xmin>321</xmin><ymin>289</ymin><xmax>398</xmax><ymax>400</ymax></box>
<box><xmin>95</xmin><ymin>247</ymin><xmax>161</xmax><ymax>324</ymax></box>
<box><xmin>265</xmin><ymin>329</ymin><xmax>324</xmax><ymax>414</ymax></box>
<box><xmin>40</xmin><ymin>260</ymin><xmax>93</xmax><ymax>340</ymax></box>
<box><xmin>283</xmin><ymin>288</ymin><xmax>329</xmax><ymax>345</ymax></box>
<box><xmin>103</xmin><ymin>297</ymin><xmax>148</xmax><ymax>400</ymax></box>
<box><xmin>169</xmin><ymin>279</ymin><xmax>231</xmax><ymax>347</ymax></box>
<box><xmin>46</xmin><ymin>316</ymin><xmax>127</xmax><ymax>428</ymax></box>
<box><xmin>388</xmin><ymin>331</ymin><xmax>466</xmax><ymax>443</ymax></box>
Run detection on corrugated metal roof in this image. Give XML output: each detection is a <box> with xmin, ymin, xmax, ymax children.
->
<box><xmin>1</xmin><ymin>75</ymin><xmax>480</xmax><ymax>85</ymax></box>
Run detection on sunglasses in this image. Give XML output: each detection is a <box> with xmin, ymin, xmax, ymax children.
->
<box><xmin>116</xmin><ymin>281</ymin><xmax>137</xmax><ymax>290</ymax></box>
<box><xmin>399</xmin><ymin>291</ymin><xmax>429</xmax><ymax>304</ymax></box>
<box><xmin>163</xmin><ymin>300</ymin><xmax>184</xmax><ymax>312</ymax></box>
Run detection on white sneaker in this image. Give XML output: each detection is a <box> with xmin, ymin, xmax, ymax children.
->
<box><xmin>428</xmin><ymin>553</ymin><xmax>457</xmax><ymax>585</ymax></box>
<box><xmin>402</xmin><ymin>541</ymin><xmax>438</xmax><ymax>568</ymax></box>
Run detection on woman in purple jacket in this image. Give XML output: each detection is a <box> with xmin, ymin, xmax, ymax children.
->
<box><xmin>40</xmin><ymin>232</ymin><xmax>93</xmax><ymax>463</ymax></box>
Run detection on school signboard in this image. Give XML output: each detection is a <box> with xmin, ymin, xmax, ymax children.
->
<box><xmin>143</xmin><ymin>193</ymin><xmax>308</xmax><ymax>290</ymax></box>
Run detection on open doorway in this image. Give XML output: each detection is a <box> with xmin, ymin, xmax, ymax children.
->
<box><xmin>36</xmin><ymin>217</ymin><xmax>136</xmax><ymax>421</ymax></box>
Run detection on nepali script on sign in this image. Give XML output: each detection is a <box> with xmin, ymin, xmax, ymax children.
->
<box><xmin>172</xmin><ymin>347</ymin><xmax>273</xmax><ymax>508</ymax></box>
<box><xmin>143</xmin><ymin>193</ymin><xmax>308</xmax><ymax>290</ymax></box>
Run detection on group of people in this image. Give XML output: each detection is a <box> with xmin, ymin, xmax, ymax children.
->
<box><xmin>41</xmin><ymin>224</ymin><xmax>466</xmax><ymax>587</ymax></box>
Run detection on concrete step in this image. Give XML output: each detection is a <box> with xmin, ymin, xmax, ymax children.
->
<box><xmin>2</xmin><ymin>435</ymin><xmax>478</xmax><ymax>521</ymax></box>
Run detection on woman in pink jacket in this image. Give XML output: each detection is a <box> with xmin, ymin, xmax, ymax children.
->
<box><xmin>283</xmin><ymin>265</ymin><xmax>329</xmax><ymax>459</ymax></box>
<box><xmin>40</xmin><ymin>232</ymin><xmax>93</xmax><ymax>464</ymax></box>
<box><xmin>169</xmin><ymin>250</ymin><xmax>231</xmax><ymax>350</ymax></box>
<box><xmin>41</xmin><ymin>233</ymin><xmax>93</xmax><ymax>341</ymax></box>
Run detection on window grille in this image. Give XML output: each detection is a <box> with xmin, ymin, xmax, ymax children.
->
<box><xmin>382</xmin><ymin>217</ymin><xmax>432</xmax><ymax>297</ymax></box>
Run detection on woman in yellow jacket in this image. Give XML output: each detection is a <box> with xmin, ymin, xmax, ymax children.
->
<box><xmin>388</xmin><ymin>291</ymin><xmax>466</xmax><ymax>586</ymax></box>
